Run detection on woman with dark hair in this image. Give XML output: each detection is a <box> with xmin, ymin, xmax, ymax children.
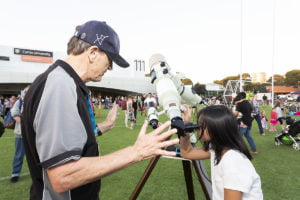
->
<box><xmin>180</xmin><ymin>105</ymin><xmax>263</xmax><ymax>200</ymax></box>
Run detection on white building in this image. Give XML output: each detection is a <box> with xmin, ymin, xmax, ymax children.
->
<box><xmin>252</xmin><ymin>72</ymin><xmax>267</xmax><ymax>83</ymax></box>
<box><xmin>0</xmin><ymin>45</ymin><xmax>155</xmax><ymax>96</ymax></box>
<box><xmin>205</xmin><ymin>83</ymin><xmax>224</xmax><ymax>92</ymax></box>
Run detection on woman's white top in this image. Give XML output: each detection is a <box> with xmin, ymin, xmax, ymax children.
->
<box><xmin>210</xmin><ymin>149</ymin><xmax>263</xmax><ymax>200</ymax></box>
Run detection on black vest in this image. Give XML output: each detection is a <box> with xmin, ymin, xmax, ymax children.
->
<box><xmin>22</xmin><ymin>60</ymin><xmax>100</xmax><ymax>200</ymax></box>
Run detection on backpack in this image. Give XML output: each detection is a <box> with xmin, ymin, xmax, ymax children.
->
<box><xmin>3</xmin><ymin>99</ymin><xmax>23</xmax><ymax>129</ymax></box>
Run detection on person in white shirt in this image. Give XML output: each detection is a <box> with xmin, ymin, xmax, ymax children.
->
<box><xmin>273</xmin><ymin>100</ymin><xmax>285</xmax><ymax>130</ymax></box>
<box><xmin>10</xmin><ymin>86</ymin><xmax>30</xmax><ymax>183</ymax></box>
<box><xmin>180</xmin><ymin>105</ymin><xmax>263</xmax><ymax>200</ymax></box>
<box><xmin>144</xmin><ymin>93</ymin><xmax>157</xmax><ymax>109</ymax></box>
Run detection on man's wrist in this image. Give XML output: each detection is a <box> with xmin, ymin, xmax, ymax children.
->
<box><xmin>97</xmin><ymin>120</ymin><xmax>114</xmax><ymax>133</ymax></box>
<box><xmin>130</xmin><ymin>145</ymin><xmax>143</xmax><ymax>162</ymax></box>
<box><xmin>96</xmin><ymin>126</ymin><xmax>102</xmax><ymax>136</ymax></box>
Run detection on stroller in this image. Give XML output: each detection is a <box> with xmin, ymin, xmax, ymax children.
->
<box><xmin>274</xmin><ymin>117</ymin><xmax>300</xmax><ymax>150</ymax></box>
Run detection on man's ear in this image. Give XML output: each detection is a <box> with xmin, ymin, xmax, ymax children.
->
<box><xmin>87</xmin><ymin>46</ymin><xmax>99</xmax><ymax>62</ymax></box>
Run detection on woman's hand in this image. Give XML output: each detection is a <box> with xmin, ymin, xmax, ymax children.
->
<box><xmin>181</xmin><ymin>104</ymin><xmax>192</xmax><ymax>123</ymax></box>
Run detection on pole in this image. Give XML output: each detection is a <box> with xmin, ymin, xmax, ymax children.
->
<box><xmin>271</xmin><ymin>0</ymin><xmax>277</xmax><ymax>107</ymax></box>
<box><xmin>240</xmin><ymin>0</ymin><xmax>243</xmax><ymax>92</ymax></box>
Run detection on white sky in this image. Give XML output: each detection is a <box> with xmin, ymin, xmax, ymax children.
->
<box><xmin>1</xmin><ymin>0</ymin><xmax>300</xmax><ymax>84</ymax></box>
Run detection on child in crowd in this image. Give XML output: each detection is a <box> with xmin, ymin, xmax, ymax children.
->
<box><xmin>269</xmin><ymin>108</ymin><xmax>278</xmax><ymax>132</ymax></box>
<box><xmin>260</xmin><ymin>110</ymin><xmax>268</xmax><ymax>131</ymax></box>
<box><xmin>288</xmin><ymin>103</ymin><xmax>297</xmax><ymax>116</ymax></box>
<box><xmin>180</xmin><ymin>105</ymin><xmax>263</xmax><ymax>200</ymax></box>
<box><xmin>126</xmin><ymin>96</ymin><xmax>136</xmax><ymax>130</ymax></box>
<box><xmin>273</xmin><ymin>100</ymin><xmax>285</xmax><ymax>130</ymax></box>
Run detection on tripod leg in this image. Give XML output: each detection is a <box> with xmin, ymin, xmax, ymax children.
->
<box><xmin>182</xmin><ymin>160</ymin><xmax>195</xmax><ymax>200</ymax></box>
<box><xmin>192</xmin><ymin>160</ymin><xmax>212</xmax><ymax>200</ymax></box>
<box><xmin>129</xmin><ymin>156</ymin><xmax>161</xmax><ymax>200</ymax></box>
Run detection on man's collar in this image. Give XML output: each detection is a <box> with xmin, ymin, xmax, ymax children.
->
<box><xmin>54</xmin><ymin>60</ymin><xmax>90</xmax><ymax>96</ymax></box>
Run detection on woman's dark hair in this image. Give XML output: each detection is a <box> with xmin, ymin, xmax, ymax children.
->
<box><xmin>233</xmin><ymin>96</ymin><xmax>241</xmax><ymax>104</ymax></box>
<box><xmin>197</xmin><ymin>105</ymin><xmax>252</xmax><ymax>165</ymax></box>
<box><xmin>236</xmin><ymin>92</ymin><xmax>246</xmax><ymax>99</ymax></box>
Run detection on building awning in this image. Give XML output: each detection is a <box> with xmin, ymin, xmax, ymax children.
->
<box><xmin>266</xmin><ymin>86</ymin><xmax>300</xmax><ymax>93</ymax></box>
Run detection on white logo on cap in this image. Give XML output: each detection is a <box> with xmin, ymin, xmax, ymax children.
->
<box><xmin>94</xmin><ymin>34</ymin><xmax>109</xmax><ymax>46</ymax></box>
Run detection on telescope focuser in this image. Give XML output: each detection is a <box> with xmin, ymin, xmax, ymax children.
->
<box><xmin>171</xmin><ymin>117</ymin><xmax>185</xmax><ymax>137</ymax></box>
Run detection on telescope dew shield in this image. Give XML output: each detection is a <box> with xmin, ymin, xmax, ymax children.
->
<box><xmin>180</xmin><ymin>86</ymin><xmax>202</xmax><ymax>105</ymax></box>
<box><xmin>155</xmin><ymin>78</ymin><xmax>181</xmax><ymax>121</ymax></box>
<box><xmin>170</xmin><ymin>75</ymin><xmax>202</xmax><ymax>106</ymax></box>
<box><xmin>147</xmin><ymin>107</ymin><xmax>159</xmax><ymax>129</ymax></box>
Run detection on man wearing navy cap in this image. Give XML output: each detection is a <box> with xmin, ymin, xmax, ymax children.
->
<box><xmin>21</xmin><ymin>20</ymin><xmax>179</xmax><ymax>200</ymax></box>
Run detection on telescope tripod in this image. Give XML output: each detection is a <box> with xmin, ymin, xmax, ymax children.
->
<box><xmin>129</xmin><ymin>155</ymin><xmax>212</xmax><ymax>200</ymax></box>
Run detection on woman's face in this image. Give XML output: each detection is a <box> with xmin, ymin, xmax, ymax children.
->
<box><xmin>197</xmin><ymin>128</ymin><xmax>211</xmax><ymax>142</ymax></box>
<box><xmin>197</xmin><ymin>119</ymin><xmax>211</xmax><ymax>142</ymax></box>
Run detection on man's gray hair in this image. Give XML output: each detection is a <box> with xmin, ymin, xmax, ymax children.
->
<box><xmin>67</xmin><ymin>25</ymin><xmax>92</xmax><ymax>55</ymax></box>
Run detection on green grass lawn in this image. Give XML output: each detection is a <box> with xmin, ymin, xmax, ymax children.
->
<box><xmin>0</xmin><ymin>105</ymin><xmax>299</xmax><ymax>199</ymax></box>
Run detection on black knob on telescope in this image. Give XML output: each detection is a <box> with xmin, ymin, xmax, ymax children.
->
<box><xmin>171</xmin><ymin>117</ymin><xmax>185</xmax><ymax>137</ymax></box>
<box><xmin>163</xmin><ymin>68</ymin><xmax>168</xmax><ymax>74</ymax></box>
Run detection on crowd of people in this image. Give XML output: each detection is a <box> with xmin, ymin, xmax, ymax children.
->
<box><xmin>88</xmin><ymin>93</ymin><xmax>159</xmax><ymax>130</ymax></box>
<box><xmin>0</xmin><ymin>87</ymin><xmax>29</xmax><ymax>183</ymax></box>
<box><xmin>83</xmin><ymin>90</ymin><xmax>299</xmax><ymax>168</ymax></box>
<box><xmin>0</xmin><ymin>95</ymin><xmax>17</xmax><ymax>119</ymax></box>
<box><xmin>2</xmin><ymin>87</ymin><xmax>297</xmax><ymax>199</ymax></box>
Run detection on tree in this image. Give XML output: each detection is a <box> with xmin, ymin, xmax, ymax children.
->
<box><xmin>219</xmin><ymin>75</ymin><xmax>239</xmax><ymax>86</ymax></box>
<box><xmin>214</xmin><ymin>73</ymin><xmax>251</xmax><ymax>87</ymax></box>
<box><xmin>211</xmin><ymin>69</ymin><xmax>300</xmax><ymax>88</ymax></box>
<box><xmin>242</xmin><ymin>73</ymin><xmax>251</xmax><ymax>79</ymax></box>
<box><xmin>267</xmin><ymin>74</ymin><xmax>285</xmax><ymax>85</ymax></box>
<box><xmin>284</xmin><ymin>70</ymin><xmax>300</xmax><ymax>87</ymax></box>
<box><xmin>213</xmin><ymin>80</ymin><xmax>223</xmax><ymax>86</ymax></box>
<box><xmin>193</xmin><ymin>82</ymin><xmax>206</xmax><ymax>95</ymax></box>
<box><xmin>243</xmin><ymin>83</ymin><xmax>268</xmax><ymax>93</ymax></box>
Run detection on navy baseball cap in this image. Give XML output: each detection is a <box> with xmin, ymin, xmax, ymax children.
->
<box><xmin>74</xmin><ymin>20</ymin><xmax>129</xmax><ymax>68</ymax></box>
